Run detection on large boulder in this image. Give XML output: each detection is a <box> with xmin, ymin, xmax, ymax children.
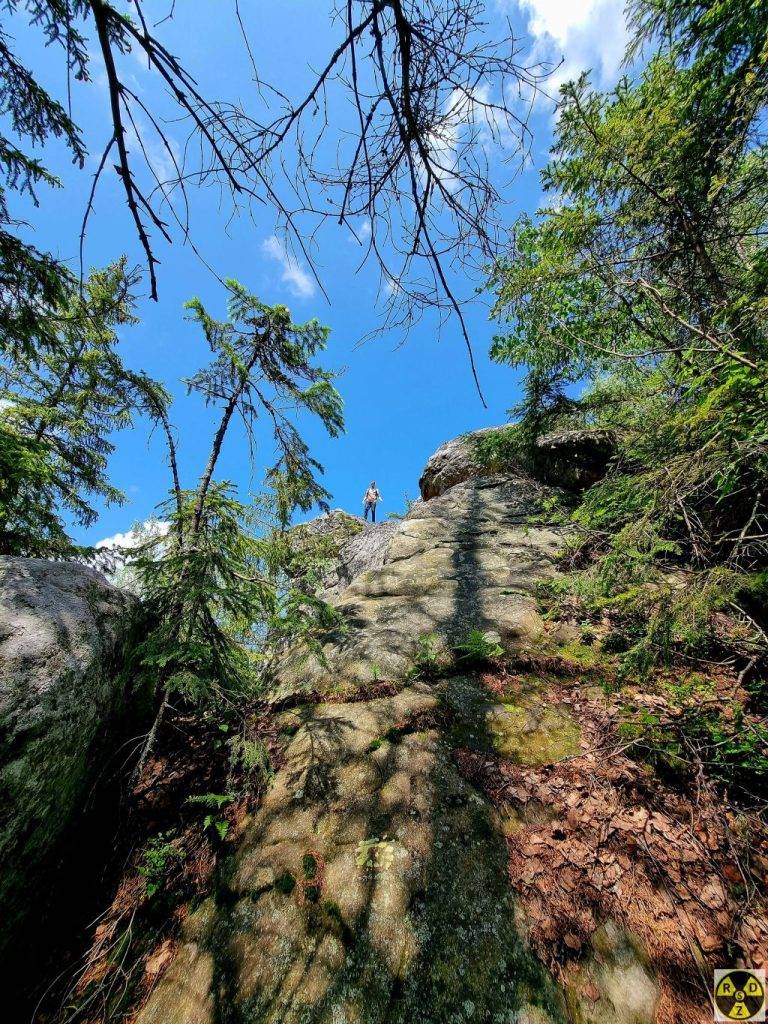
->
<box><xmin>0</xmin><ymin>557</ymin><xmax>139</xmax><ymax>956</ymax></box>
<box><xmin>287</xmin><ymin>510</ymin><xmax>399</xmax><ymax>598</ymax></box>
<box><xmin>274</xmin><ymin>473</ymin><xmax>562</xmax><ymax>693</ymax></box>
<box><xmin>418</xmin><ymin>426</ymin><xmax>509</xmax><ymax>500</ymax></box>
<box><xmin>419</xmin><ymin>426</ymin><xmax>615</xmax><ymax>500</ymax></box>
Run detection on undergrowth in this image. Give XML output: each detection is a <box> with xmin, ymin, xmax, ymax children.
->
<box><xmin>45</xmin><ymin>699</ymin><xmax>284</xmax><ymax>1024</ymax></box>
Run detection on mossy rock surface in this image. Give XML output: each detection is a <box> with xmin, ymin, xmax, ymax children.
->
<box><xmin>0</xmin><ymin>557</ymin><xmax>139</xmax><ymax>962</ymax></box>
<box><xmin>442</xmin><ymin>676</ymin><xmax>581</xmax><ymax>767</ymax></box>
<box><xmin>272</xmin><ymin>474</ymin><xmax>563</xmax><ymax>699</ymax></box>
<box><xmin>564</xmin><ymin>920</ymin><xmax>659</xmax><ymax>1024</ymax></box>
<box><xmin>137</xmin><ymin>682</ymin><xmax>567</xmax><ymax>1024</ymax></box>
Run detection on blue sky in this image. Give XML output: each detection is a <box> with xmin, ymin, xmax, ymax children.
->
<box><xmin>6</xmin><ymin>0</ymin><xmax>629</xmax><ymax>542</ymax></box>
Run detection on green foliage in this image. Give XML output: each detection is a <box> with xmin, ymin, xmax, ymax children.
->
<box><xmin>386</xmin><ymin>494</ymin><xmax>418</xmax><ymax>520</ymax></box>
<box><xmin>132</xmin><ymin>284</ymin><xmax>344</xmax><ymax>726</ymax></box>
<box><xmin>183</xmin><ymin>282</ymin><xmax>343</xmax><ymax>517</ymax></box>
<box><xmin>185</xmin><ymin>793</ymin><xmax>234</xmax><ymax>841</ymax></box>
<box><xmin>229</xmin><ymin>735</ymin><xmax>273</xmax><ymax>792</ymax></box>
<box><xmin>1</xmin><ymin>1</ymin><xmax>89</xmax><ymax>359</ymax></box>
<box><xmin>205</xmin><ymin>816</ymin><xmax>230</xmax><ymax>841</ymax></box>
<box><xmin>275</xmin><ymin>871</ymin><xmax>296</xmax><ymax>895</ymax></box>
<box><xmin>472</xmin><ymin>425</ymin><xmax>524</xmax><ymax>472</ymax></box>
<box><xmin>619</xmin><ymin>697</ymin><xmax>768</xmax><ymax>796</ymax></box>
<box><xmin>134</xmin><ymin>485</ymin><xmax>266</xmax><ymax>701</ymax></box>
<box><xmin>489</xmin><ymin>0</ymin><xmax>768</xmax><ymax>674</ymax></box>
<box><xmin>184</xmin><ymin>793</ymin><xmax>234</xmax><ymax>809</ymax></box>
<box><xmin>453</xmin><ymin>629</ymin><xmax>504</xmax><ymax>665</ymax></box>
<box><xmin>137</xmin><ymin>834</ymin><xmax>186</xmax><ymax>899</ymax></box>
<box><xmin>0</xmin><ymin>261</ymin><xmax>163</xmax><ymax>555</ymax></box>
<box><xmin>410</xmin><ymin>632</ymin><xmax>442</xmax><ymax>679</ymax></box>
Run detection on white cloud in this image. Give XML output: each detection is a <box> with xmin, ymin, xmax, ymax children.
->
<box><xmin>92</xmin><ymin>519</ymin><xmax>169</xmax><ymax>591</ymax></box>
<box><xmin>348</xmin><ymin>218</ymin><xmax>372</xmax><ymax>244</ymax></box>
<box><xmin>261</xmin><ymin>235</ymin><xmax>317</xmax><ymax>299</ymax></box>
<box><xmin>423</xmin><ymin>84</ymin><xmax>508</xmax><ymax>190</ymax></box>
<box><xmin>95</xmin><ymin>519</ymin><xmax>170</xmax><ymax>553</ymax></box>
<box><xmin>514</xmin><ymin>0</ymin><xmax>630</xmax><ymax>92</ymax></box>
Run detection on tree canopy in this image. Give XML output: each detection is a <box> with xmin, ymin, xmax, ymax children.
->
<box><xmin>490</xmin><ymin>0</ymin><xmax>768</xmax><ymax>677</ymax></box>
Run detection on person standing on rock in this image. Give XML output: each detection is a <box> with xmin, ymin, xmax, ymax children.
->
<box><xmin>363</xmin><ymin>481</ymin><xmax>382</xmax><ymax>522</ymax></box>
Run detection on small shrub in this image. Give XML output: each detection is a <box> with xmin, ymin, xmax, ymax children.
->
<box><xmin>387</xmin><ymin>493</ymin><xmax>418</xmax><ymax>520</ymax></box>
<box><xmin>275</xmin><ymin>871</ymin><xmax>296</xmax><ymax>895</ymax></box>
<box><xmin>410</xmin><ymin>633</ymin><xmax>442</xmax><ymax>679</ymax></box>
<box><xmin>185</xmin><ymin>793</ymin><xmax>234</xmax><ymax>841</ymax></box>
<box><xmin>138</xmin><ymin>834</ymin><xmax>186</xmax><ymax>899</ymax></box>
<box><xmin>619</xmin><ymin>699</ymin><xmax>768</xmax><ymax>796</ymax></box>
<box><xmin>472</xmin><ymin>426</ymin><xmax>522</xmax><ymax>471</ymax></box>
<box><xmin>601</xmin><ymin>629</ymin><xmax>631</xmax><ymax>654</ymax></box>
<box><xmin>453</xmin><ymin>629</ymin><xmax>504</xmax><ymax>665</ymax></box>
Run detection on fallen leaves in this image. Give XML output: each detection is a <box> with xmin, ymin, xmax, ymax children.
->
<box><xmin>453</xmin><ymin>679</ymin><xmax>768</xmax><ymax>1024</ymax></box>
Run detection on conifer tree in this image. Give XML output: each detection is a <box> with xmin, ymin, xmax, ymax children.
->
<box><xmin>489</xmin><ymin>0</ymin><xmax>768</xmax><ymax>673</ymax></box>
<box><xmin>0</xmin><ymin>260</ymin><xmax>166</xmax><ymax>556</ymax></box>
<box><xmin>131</xmin><ymin>283</ymin><xmax>344</xmax><ymax>767</ymax></box>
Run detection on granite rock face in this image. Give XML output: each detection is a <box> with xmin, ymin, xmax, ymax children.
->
<box><xmin>134</xmin><ymin>430</ymin><xmax>663</xmax><ymax>1024</ymax></box>
<box><xmin>0</xmin><ymin>557</ymin><xmax>138</xmax><ymax>956</ymax></box>
<box><xmin>287</xmin><ymin>510</ymin><xmax>400</xmax><ymax>597</ymax></box>
<box><xmin>275</xmin><ymin>473</ymin><xmax>563</xmax><ymax>693</ymax></box>
<box><xmin>326</xmin><ymin>518</ymin><xmax>401</xmax><ymax>596</ymax></box>
<box><xmin>291</xmin><ymin>509</ymin><xmax>367</xmax><ymax>548</ymax></box>
<box><xmin>137</xmin><ymin>680</ymin><xmax>568</xmax><ymax>1024</ymax></box>
<box><xmin>418</xmin><ymin>425</ymin><xmax>615</xmax><ymax>500</ymax></box>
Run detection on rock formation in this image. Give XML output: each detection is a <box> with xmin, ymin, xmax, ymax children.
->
<box><xmin>137</xmin><ymin>679</ymin><xmax>570</xmax><ymax>1024</ymax></box>
<box><xmin>136</xmin><ymin>432</ymin><xmax>694</xmax><ymax>1024</ymax></box>
<box><xmin>418</xmin><ymin>425</ymin><xmax>615</xmax><ymax>500</ymax></box>
<box><xmin>275</xmin><ymin>472</ymin><xmax>562</xmax><ymax>694</ymax></box>
<box><xmin>0</xmin><ymin>557</ymin><xmax>138</xmax><ymax>960</ymax></box>
<box><xmin>17</xmin><ymin>430</ymin><xmax>763</xmax><ymax>1024</ymax></box>
<box><xmin>287</xmin><ymin>508</ymin><xmax>400</xmax><ymax>597</ymax></box>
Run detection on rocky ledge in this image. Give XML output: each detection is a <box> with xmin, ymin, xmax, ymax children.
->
<box><xmin>419</xmin><ymin>425</ymin><xmax>615</xmax><ymax>500</ymax></box>
<box><xmin>275</xmin><ymin>471</ymin><xmax>563</xmax><ymax>695</ymax></box>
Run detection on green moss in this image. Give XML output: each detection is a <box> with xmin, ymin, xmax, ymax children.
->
<box><xmin>558</xmin><ymin>640</ymin><xmax>602</xmax><ymax>668</ymax></box>
<box><xmin>443</xmin><ymin>674</ymin><xmax>581</xmax><ymax>767</ymax></box>
<box><xmin>274</xmin><ymin>871</ymin><xmax>296</xmax><ymax>895</ymax></box>
<box><xmin>486</xmin><ymin>700</ymin><xmax>581</xmax><ymax>766</ymax></box>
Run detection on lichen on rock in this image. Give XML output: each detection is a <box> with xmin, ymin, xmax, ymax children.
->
<box><xmin>273</xmin><ymin>474</ymin><xmax>564</xmax><ymax>697</ymax></box>
<box><xmin>0</xmin><ymin>556</ymin><xmax>139</xmax><ymax>961</ymax></box>
<box><xmin>137</xmin><ymin>681</ymin><xmax>568</xmax><ymax>1024</ymax></box>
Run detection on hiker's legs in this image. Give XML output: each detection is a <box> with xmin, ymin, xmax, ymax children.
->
<box><xmin>364</xmin><ymin>501</ymin><xmax>372</xmax><ymax>521</ymax></box>
<box><xmin>371</xmin><ymin>503</ymin><xmax>376</xmax><ymax>523</ymax></box>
